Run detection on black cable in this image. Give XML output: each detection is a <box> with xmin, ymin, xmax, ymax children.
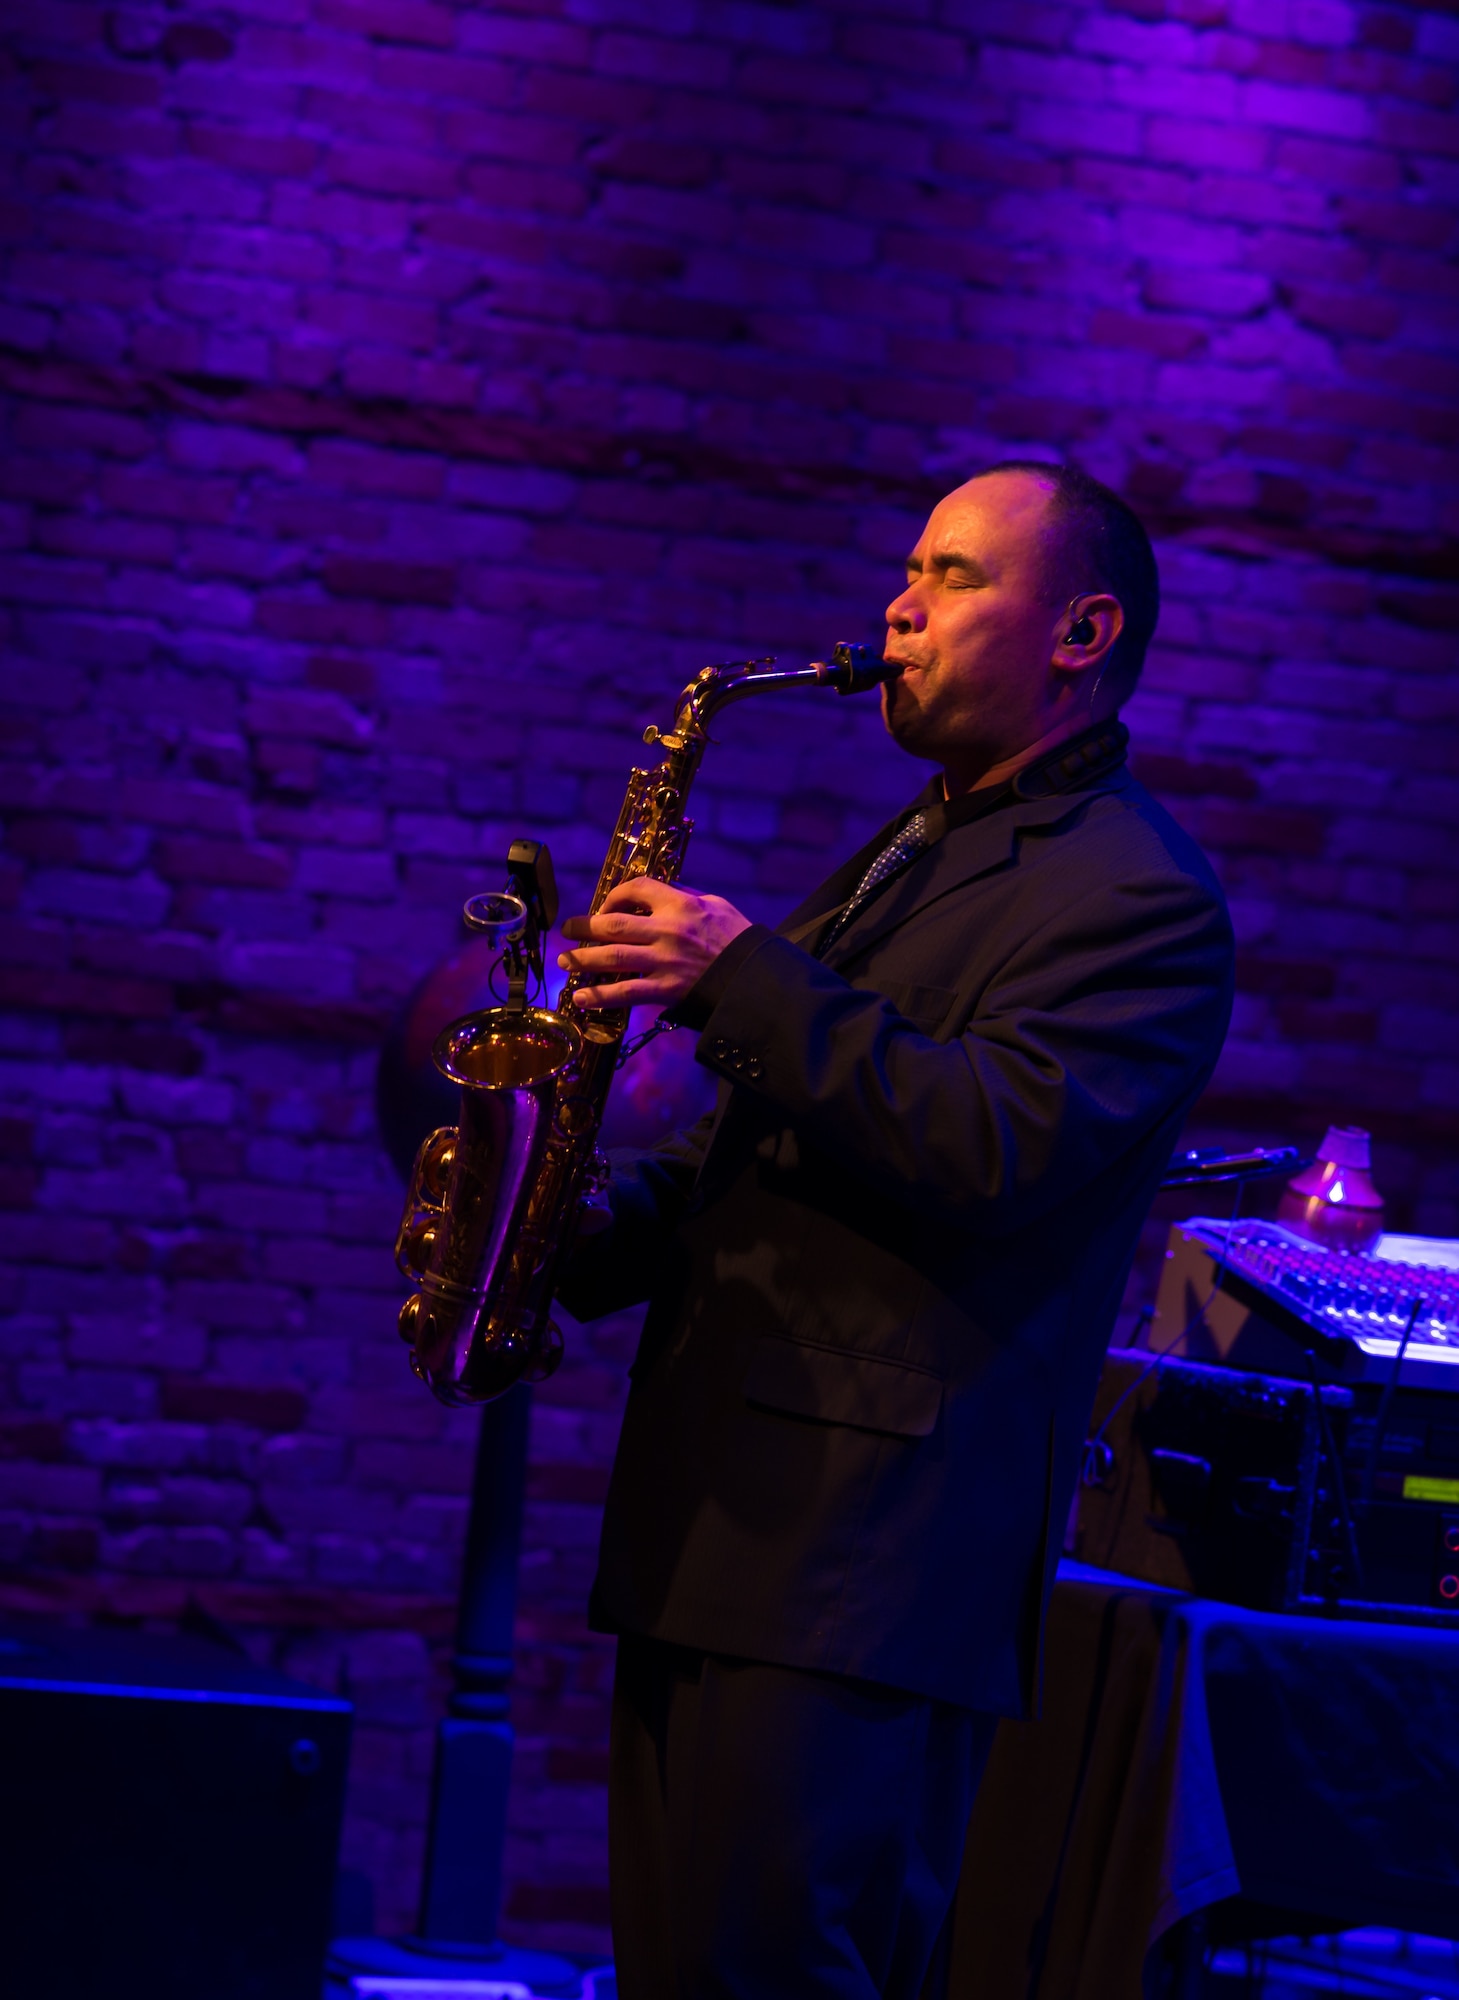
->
<box><xmin>488</xmin><ymin>934</ymin><xmax>552</xmax><ymax>1012</ymax></box>
<box><xmin>1359</xmin><ymin>1292</ymin><xmax>1425</xmax><ymax>1517</ymax></box>
<box><xmin>1296</xmin><ymin>1341</ymin><xmax>1365</xmax><ymax>1603</ymax></box>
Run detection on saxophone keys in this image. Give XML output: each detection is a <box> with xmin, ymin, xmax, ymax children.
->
<box><xmin>555</xmin><ymin>1090</ymin><xmax>598</xmax><ymax>1137</ymax></box>
<box><xmin>412</xmin><ymin>1127</ymin><xmax>457</xmax><ymax>1205</ymax></box>
<box><xmin>396</xmin><ymin>1215</ymin><xmax>438</xmax><ymax>1279</ymax></box>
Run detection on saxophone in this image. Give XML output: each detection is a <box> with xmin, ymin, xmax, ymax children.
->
<box><xmin>393</xmin><ymin>642</ymin><xmax>893</xmax><ymax>1406</ymax></box>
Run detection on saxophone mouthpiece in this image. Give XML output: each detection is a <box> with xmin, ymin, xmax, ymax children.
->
<box><xmin>813</xmin><ymin>642</ymin><xmax>901</xmax><ymax>696</ymax></box>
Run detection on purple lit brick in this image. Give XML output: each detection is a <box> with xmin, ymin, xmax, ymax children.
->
<box><xmin>0</xmin><ymin>0</ymin><xmax>1456</xmax><ymax>1955</ymax></box>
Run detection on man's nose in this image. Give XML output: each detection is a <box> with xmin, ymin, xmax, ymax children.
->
<box><xmin>885</xmin><ymin>584</ymin><xmax>925</xmax><ymax>632</ymax></box>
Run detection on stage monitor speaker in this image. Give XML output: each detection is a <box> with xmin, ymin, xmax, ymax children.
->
<box><xmin>0</xmin><ymin>1614</ymin><xmax>351</xmax><ymax>2000</ymax></box>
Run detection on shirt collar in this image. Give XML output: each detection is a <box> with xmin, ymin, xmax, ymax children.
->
<box><xmin>925</xmin><ymin>719</ymin><xmax>1129</xmax><ymax>839</ymax></box>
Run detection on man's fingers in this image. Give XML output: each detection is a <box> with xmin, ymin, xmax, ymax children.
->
<box><xmin>555</xmin><ymin>878</ymin><xmax>744</xmax><ymax>1014</ymax></box>
<box><xmin>598</xmin><ymin>878</ymin><xmax>681</xmax><ymax>914</ymax></box>
<box><xmin>573</xmin><ymin>980</ymin><xmax>665</xmax><ymax>1011</ymax></box>
<box><xmin>560</xmin><ymin>910</ymin><xmax>659</xmax><ymax>943</ymax></box>
<box><xmin>558</xmin><ymin>944</ymin><xmax>658</xmax><ymax>974</ymax></box>
<box><xmin>562</xmin><ymin>878</ymin><xmax>707</xmax><ymax>943</ymax></box>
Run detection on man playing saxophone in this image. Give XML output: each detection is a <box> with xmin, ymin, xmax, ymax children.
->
<box><xmin>556</xmin><ymin>461</ymin><xmax>1234</xmax><ymax>2000</ymax></box>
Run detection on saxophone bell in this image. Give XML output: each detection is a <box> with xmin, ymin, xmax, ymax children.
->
<box><xmin>396</xmin><ymin>1006</ymin><xmax>582</xmax><ymax>1404</ymax></box>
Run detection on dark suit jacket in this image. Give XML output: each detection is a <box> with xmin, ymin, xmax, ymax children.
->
<box><xmin>560</xmin><ymin>756</ymin><xmax>1234</xmax><ymax>1715</ymax></box>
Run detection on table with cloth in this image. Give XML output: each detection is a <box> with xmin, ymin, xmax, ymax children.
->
<box><xmin>946</xmin><ymin>1561</ymin><xmax>1459</xmax><ymax>1999</ymax></box>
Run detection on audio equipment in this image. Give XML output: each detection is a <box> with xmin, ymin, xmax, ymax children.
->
<box><xmin>0</xmin><ymin>1616</ymin><xmax>351</xmax><ymax>1999</ymax></box>
<box><xmin>1152</xmin><ymin>1218</ymin><xmax>1459</xmax><ymax>1389</ymax></box>
<box><xmin>1073</xmin><ymin>1349</ymin><xmax>1459</xmax><ymax>1620</ymax></box>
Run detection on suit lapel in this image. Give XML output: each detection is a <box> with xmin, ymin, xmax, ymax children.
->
<box><xmin>774</xmin><ymin>780</ymin><xmax>942</xmax><ymax>948</ymax></box>
<box><xmin>819</xmin><ymin>781</ymin><xmax>1122</xmax><ymax>970</ymax></box>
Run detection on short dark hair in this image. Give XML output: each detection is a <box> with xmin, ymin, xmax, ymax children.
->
<box><xmin>972</xmin><ymin>460</ymin><xmax>1160</xmax><ymax>703</ymax></box>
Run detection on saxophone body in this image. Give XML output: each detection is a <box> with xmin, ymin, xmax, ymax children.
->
<box><xmin>394</xmin><ymin>642</ymin><xmax>890</xmax><ymax>1406</ymax></box>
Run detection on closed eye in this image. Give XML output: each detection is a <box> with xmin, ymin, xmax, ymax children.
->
<box><xmin>931</xmin><ymin>551</ymin><xmax>989</xmax><ymax>587</ymax></box>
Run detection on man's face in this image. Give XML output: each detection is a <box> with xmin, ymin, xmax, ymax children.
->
<box><xmin>881</xmin><ymin>471</ymin><xmax>1068</xmax><ymax>772</ymax></box>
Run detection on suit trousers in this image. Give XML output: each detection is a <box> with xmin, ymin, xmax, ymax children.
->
<box><xmin>608</xmin><ymin>1632</ymin><xmax>998</xmax><ymax>2000</ymax></box>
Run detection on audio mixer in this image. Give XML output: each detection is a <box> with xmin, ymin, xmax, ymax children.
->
<box><xmin>1098</xmin><ymin>1218</ymin><xmax>1459</xmax><ymax>1618</ymax></box>
<box><xmin>1152</xmin><ymin>1219</ymin><xmax>1459</xmax><ymax>1389</ymax></box>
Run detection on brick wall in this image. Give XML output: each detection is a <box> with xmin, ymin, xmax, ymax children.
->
<box><xmin>2</xmin><ymin>0</ymin><xmax>1456</xmax><ymax>1955</ymax></box>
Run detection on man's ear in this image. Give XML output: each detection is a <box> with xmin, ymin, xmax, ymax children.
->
<box><xmin>1052</xmin><ymin>593</ymin><xmax>1123</xmax><ymax>682</ymax></box>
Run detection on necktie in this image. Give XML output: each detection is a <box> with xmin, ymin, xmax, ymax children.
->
<box><xmin>817</xmin><ymin>810</ymin><xmax>931</xmax><ymax>953</ymax></box>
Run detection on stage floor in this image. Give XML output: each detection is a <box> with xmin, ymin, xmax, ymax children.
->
<box><xmin>324</xmin><ymin>1938</ymin><xmax>616</xmax><ymax>2000</ymax></box>
<box><xmin>321</xmin><ymin>1932</ymin><xmax>1459</xmax><ymax>2000</ymax></box>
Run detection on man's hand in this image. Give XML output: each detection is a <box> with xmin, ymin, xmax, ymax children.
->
<box><xmin>559</xmin><ymin>878</ymin><xmax>753</xmax><ymax>1011</ymax></box>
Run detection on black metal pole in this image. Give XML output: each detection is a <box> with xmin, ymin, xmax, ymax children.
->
<box><xmin>327</xmin><ymin>1379</ymin><xmax>589</xmax><ymax>1990</ymax></box>
<box><xmin>418</xmin><ymin>1383</ymin><xmax>532</xmax><ymax>1942</ymax></box>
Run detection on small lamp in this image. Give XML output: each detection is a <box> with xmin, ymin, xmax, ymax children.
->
<box><xmin>1277</xmin><ymin>1124</ymin><xmax>1385</xmax><ymax>1252</ymax></box>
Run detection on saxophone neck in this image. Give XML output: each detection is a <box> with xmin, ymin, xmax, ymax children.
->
<box><xmin>643</xmin><ymin>643</ymin><xmax>894</xmax><ymax>753</ymax></box>
<box><xmin>580</xmin><ymin>643</ymin><xmax>897</xmax><ymax>919</ymax></box>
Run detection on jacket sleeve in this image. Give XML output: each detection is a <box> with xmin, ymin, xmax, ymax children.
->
<box><xmin>686</xmin><ymin>869</ymin><xmax>1234</xmax><ymax>1236</ymax></box>
<box><xmin>554</xmin><ymin>1107</ymin><xmax>719</xmax><ymax>1321</ymax></box>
